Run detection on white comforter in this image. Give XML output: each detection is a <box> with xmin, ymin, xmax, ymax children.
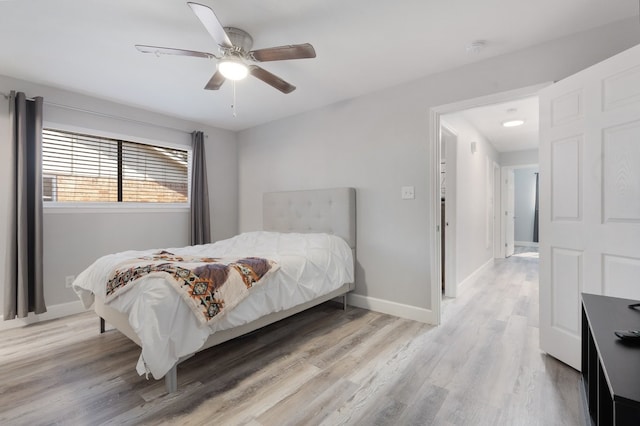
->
<box><xmin>73</xmin><ymin>231</ymin><xmax>354</xmax><ymax>379</ymax></box>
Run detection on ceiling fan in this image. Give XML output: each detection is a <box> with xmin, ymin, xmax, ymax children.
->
<box><xmin>135</xmin><ymin>2</ymin><xmax>316</xmax><ymax>94</ymax></box>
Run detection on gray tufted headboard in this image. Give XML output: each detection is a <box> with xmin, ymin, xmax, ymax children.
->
<box><xmin>263</xmin><ymin>188</ymin><xmax>356</xmax><ymax>249</ymax></box>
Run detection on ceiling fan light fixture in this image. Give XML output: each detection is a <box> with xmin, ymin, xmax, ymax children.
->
<box><xmin>502</xmin><ymin>119</ymin><xmax>525</xmax><ymax>128</ymax></box>
<box><xmin>219</xmin><ymin>58</ymin><xmax>248</xmax><ymax>80</ymax></box>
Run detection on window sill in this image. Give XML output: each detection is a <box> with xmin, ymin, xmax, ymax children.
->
<box><xmin>44</xmin><ymin>202</ymin><xmax>190</xmax><ymax>214</ymax></box>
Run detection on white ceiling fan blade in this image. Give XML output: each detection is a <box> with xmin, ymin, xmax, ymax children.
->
<box><xmin>187</xmin><ymin>2</ymin><xmax>232</xmax><ymax>49</ymax></box>
<box><xmin>135</xmin><ymin>45</ymin><xmax>217</xmax><ymax>59</ymax></box>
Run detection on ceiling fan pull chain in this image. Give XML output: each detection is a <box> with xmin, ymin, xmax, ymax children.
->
<box><xmin>232</xmin><ymin>80</ymin><xmax>237</xmax><ymax>118</ymax></box>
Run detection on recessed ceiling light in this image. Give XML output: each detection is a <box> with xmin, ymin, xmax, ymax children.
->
<box><xmin>502</xmin><ymin>119</ymin><xmax>525</xmax><ymax>128</ymax></box>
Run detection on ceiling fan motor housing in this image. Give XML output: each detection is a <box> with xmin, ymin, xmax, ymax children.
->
<box><xmin>224</xmin><ymin>27</ymin><xmax>253</xmax><ymax>54</ymax></box>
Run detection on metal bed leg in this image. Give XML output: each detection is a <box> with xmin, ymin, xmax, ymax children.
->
<box><xmin>165</xmin><ymin>364</ymin><xmax>178</xmax><ymax>394</ymax></box>
<box><xmin>99</xmin><ymin>317</ymin><xmax>105</xmax><ymax>334</ymax></box>
<box><xmin>343</xmin><ymin>294</ymin><xmax>348</xmax><ymax>311</ymax></box>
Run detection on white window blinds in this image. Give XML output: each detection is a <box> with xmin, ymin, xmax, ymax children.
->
<box><xmin>42</xmin><ymin>129</ymin><xmax>189</xmax><ymax>204</ymax></box>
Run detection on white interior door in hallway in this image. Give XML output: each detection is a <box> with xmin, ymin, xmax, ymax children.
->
<box><xmin>441</xmin><ymin>125</ymin><xmax>457</xmax><ymax>298</ymax></box>
<box><xmin>504</xmin><ymin>168</ymin><xmax>515</xmax><ymax>258</ymax></box>
<box><xmin>539</xmin><ymin>43</ymin><xmax>640</xmax><ymax>370</ymax></box>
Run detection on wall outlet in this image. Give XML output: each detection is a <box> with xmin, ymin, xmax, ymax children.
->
<box><xmin>401</xmin><ymin>186</ymin><xmax>415</xmax><ymax>200</ymax></box>
<box><xmin>65</xmin><ymin>275</ymin><xmax>75</xmax><ymax>288</ymax></box>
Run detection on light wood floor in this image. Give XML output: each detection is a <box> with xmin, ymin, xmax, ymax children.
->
<box><xmin>0</xmin><ymin>249</ymin><xmax>581</xmax><ymax>425</ymax></box>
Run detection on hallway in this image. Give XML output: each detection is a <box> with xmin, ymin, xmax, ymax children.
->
<box><xmin>439</xmin><ymin>246</ymin><xmax>580</xmax><ymax>424</ymax></box>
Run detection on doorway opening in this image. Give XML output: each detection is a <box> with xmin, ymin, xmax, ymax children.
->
<box><xmin>430</xmin><ymin>83</ymin><xmax>550</xmax><ymax>325</ymax></box>
<box><xmin>502</xmin><ymin>164</ymin><xmax>540</xmax><ymax>259</ymax></box>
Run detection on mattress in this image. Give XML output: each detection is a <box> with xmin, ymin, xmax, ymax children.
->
<box><xmin>73</xmin><ymin>231</ymin><xmax>354</xmax><ymax>379</ymax></box>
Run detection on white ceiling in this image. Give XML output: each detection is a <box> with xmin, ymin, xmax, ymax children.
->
<box><xmin>0</xmin><ymin>0</ymin><xmax>637</xmax><ymax>131</ymax></box>
<box><xmin>458</xmin><ymin>96</ymin><xmax>539</xmax><ymax>153</ymax></box>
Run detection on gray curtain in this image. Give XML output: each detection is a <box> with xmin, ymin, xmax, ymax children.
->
<box><xmin>4</xmin><ymin>91</ymin><xmax>46</xmax><ymax>320</ymax></box>
<box><xmin>190</xmin><ymin>131</ymin><xmax>211</xmax><ymax>245</ymax></box>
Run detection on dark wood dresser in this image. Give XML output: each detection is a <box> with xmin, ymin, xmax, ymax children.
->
<box><xmin>581</xmin><ymin>293</ymin><xmax>640</xmax><ymax>425</ymax></box>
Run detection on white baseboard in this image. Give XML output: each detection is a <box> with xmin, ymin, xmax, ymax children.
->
<box><xmin>1</xmin><ymin>295</ymin><xmax>438</xmax><ymax>332</ymax></box>
<box><xmin>347</xmin><ymin>293</ymin><xmax>436</xmax><ymax>324</ymax></box>
<box><xmin>515</xmin><ymin>241</ymin><xmax>539</xmax><ymax>247</ymax></box>
<box><xmin>458</xmin><ymin>258</ymin><xmax>495</xmax><ymax>289</ymax></box>
<box><xmin>0</xmin><ymin>300</ymin><xmax>87</xmax><ymax>332</ymax></box>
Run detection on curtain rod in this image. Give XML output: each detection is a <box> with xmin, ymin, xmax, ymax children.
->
<box><xmin>1</xmin><ymin>91</ymin><xmax>195</xmax><ymax>136</ymax></box>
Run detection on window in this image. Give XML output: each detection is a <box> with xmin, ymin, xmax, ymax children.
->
<box><xmin>42</xmin><ymin>129</ymin><xmax>190</xmax><ymax>204</ymax></box>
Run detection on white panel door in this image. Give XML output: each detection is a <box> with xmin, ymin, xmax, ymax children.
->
<box><xmin>539</xmin><ymin>43</ymin><xmax>640</xmax><ymax>370</ymax></box>
<box><xmin>493</xmin><ymin>162</ymin><xmax>501</xmax><ymax>258</ymax></box>
<box><xmin>442</xmin><ymin>126</ymin><xmax>457</xmax><ymax>297</ymax></box>
<box><xmin>505</xmin><ymin>169</ymin><xmax>515</xmax><ymax>257</ymax></box>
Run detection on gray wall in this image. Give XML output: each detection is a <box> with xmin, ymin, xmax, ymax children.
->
<box><xmin>238</xmin><ymin>18</ymin><xmax>640</xmax><ymax>315</ymax></box>
<box><xmin>441</xmin><ymin>114</ymin><xmax>499</xmax><ymax>286</ymax></box>
<box><xmin>0</xmin><ymin>75</ymin><xmax>238</xmax><ymax>314</ymax></box>
<box><xmin>500</xmin><ymin>149</ymin><xmax>538</xmax><ymax>167</ymax></box>
<box><xmin>514</xmin><ymin>167</ymin><xmax>539</xmax><ymax>243</ymax></box>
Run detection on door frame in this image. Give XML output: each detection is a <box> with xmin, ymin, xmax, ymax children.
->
<box><xmin>501</xmin><ymin>164</ymin><xmax>539</xmax><ymax>257</ymax></box>
<box><xmin>429</xmin><ymin>82</ymin><xmax>551</xmax><ymax>325</ymax></box>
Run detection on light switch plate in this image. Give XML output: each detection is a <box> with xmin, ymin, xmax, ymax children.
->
<box><xmin>401</xmin><ymin>186</ymin><xmax>415</xmax><ymax>200</ymax></box>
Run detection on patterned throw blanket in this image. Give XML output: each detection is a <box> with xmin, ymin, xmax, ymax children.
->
<box><xmin>105</xmin><ymin>251</ymin><xmax>279</xmax><ymax>325</ymax></box>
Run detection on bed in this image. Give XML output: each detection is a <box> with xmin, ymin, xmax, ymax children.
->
<box><xmin>72</xmin><ymin>187</ymin><xmax>356</xmax><ymax>393</ymax></box>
